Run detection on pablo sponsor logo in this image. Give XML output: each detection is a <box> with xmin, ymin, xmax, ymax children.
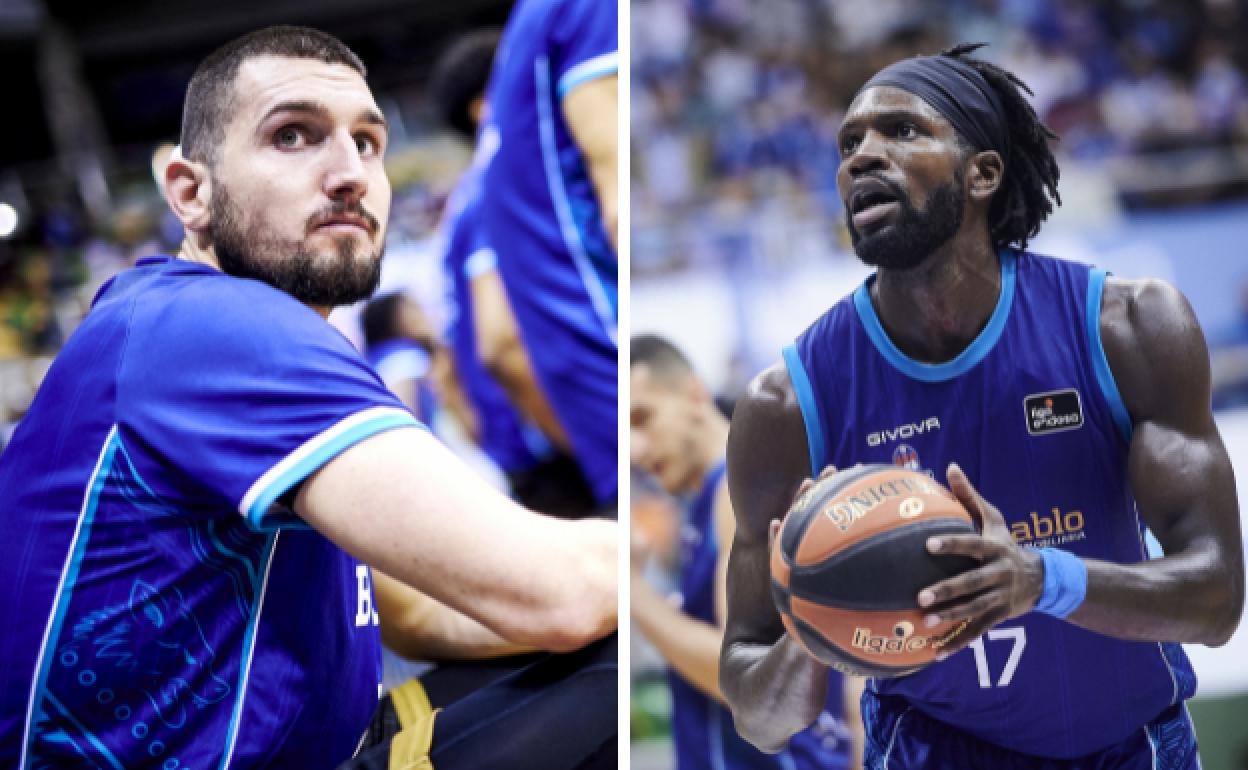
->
<box><xmin>867</xmin><ymin>417</ymin><xmax>941</xmax><ymax>447</ymax></box>
<box><xmin>851</xmin><ymin>619</ymin><xmax>969</xmax><ymax>655</ymax></box>
<box><xmin>1024</xmin><ymin>389</ymin><xmax>1084</xmax><ymax>435</ymax></box>
<box><xmin>1010</xmin><ymin>508</ymin><xmax>1087</xmax><ymax>547</ymax></box>
<box><xmin>821</xmin><ymin>475</ymin><xmax>944</xmax><ymax>532</ymax></box>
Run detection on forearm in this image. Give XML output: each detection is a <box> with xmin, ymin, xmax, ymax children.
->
<box><xmin>485</xmin><ymin>339</ymin><xmax>570</xmax><ymax>451</ymax></box>
<box><xmin>376</xmin><ymin>572</ymin><xmax>536</xmax><ymax>661</ymax></box>
<box><xmin>630</xmin><ymin>572</ymin><xmax>725</xmax><ymax>702</ymax></box>
<box><xmin>1067</xmin><ymin>546</ymin><xmax>1242</xmax><ymax>646</ymax></box>
<box><xmin>296</xmin><ymin>427</ymin><xmax>616</xmax><ymax>651</ymax></box>
<box><xmin>431</xmin><ymin>351</ymin><xmax>480</xmax><ymax>442</ymax></box>
<box><xmin>720</xmin><ymin>633</ymin><xmax>829</xmax><ymax>753</ymax></box>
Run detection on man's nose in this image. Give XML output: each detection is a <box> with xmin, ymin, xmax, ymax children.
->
<box><xmin>323</xmin><ymin>131</ymin><xmax>369</xmax><ymax>200</ymax></box>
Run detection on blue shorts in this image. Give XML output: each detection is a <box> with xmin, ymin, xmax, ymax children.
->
<box><xmin>863</xmin><ymin>691</ymin><xmax>1200</xmax><ymax>770</ymax></box>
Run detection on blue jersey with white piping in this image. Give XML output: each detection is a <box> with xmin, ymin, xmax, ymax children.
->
<box><xmin>439</xmin><ymin>150</ymin><xmax>551</xmax><ymax>474</ymax></box>
<box><xmin>783</xmin><ymin>249</ymin><xmax>1195</xmax><ymax>759</ymax></box>
<box><xmin>482</xmin><ymin>0</ymin><xmax>618</xmax><ymax>502</ymax></box>
<box><xmin>670</xmin><ymin>462</ymin><xmax>852</xmax><ymax>770</ymax></box>
<box><xmin>0</xmin><ymin>257</ymin><xmax>420</xmax><ymax>768</ymax></box>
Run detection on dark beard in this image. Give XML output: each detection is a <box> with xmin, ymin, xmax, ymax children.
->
<box><xmin>210</xmin><ymin>183</ymin><xmax>383</xmax><ymax>307</ymax></box>
<box><xmin>848</xmin><ymin>173</ymin><xmax>965</xmax><ymax>271</ymax></box>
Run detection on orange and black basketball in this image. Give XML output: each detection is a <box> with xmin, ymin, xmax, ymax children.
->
<box><xmin>770</xmin><ymin>465</ymin><xmax>978</xmax><ymax>677</ymax></box>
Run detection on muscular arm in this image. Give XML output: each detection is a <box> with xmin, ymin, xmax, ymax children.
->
<box><xmin>1072</xmin><ymin>278</ymin><xmax>1243</xmax><ymax>644</ymax></box>
<box><xmin>720</xmin><ymin>363</ymin><xmax>830</xmax><ymax>752</ymax></box>
<box><xmin>630</xmin><ymin>477</ymin><xmax>737</xmax><ymax>703</ymax></box>
<box><xmin>373</xmin><ymin>570</ymin><xmax>536</xmax><ymax>660</ymax></box>
<box><xmin>923</xmin><ymin>279</ymin><xmax>1244</xmax><ymax>648</ymax></box>
<box><xmin>471</xmin><ymin>269</ymin><xmax>571</xmax><ymax>451</ymax></box>
<box><xmin>562</xmin><ymin>74</ymin><xmax>617</xmax><ymax>253</ymax></box>
<box><xmin>294</xmin><ymin>426</ymin><xmax>616</xmax><ymax>652</ymax></box>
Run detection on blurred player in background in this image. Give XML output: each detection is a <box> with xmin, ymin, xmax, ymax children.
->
<box><xmin>481</xmin><ymin>0</ymin><xmax>619</xmax><ymax>510</ymax></box>
<box><xmin>0</xmin><ymin>25</ymin><xmax>616</xmax><ymax>768</ymax></box>
<box><xmin>631</xmin><ymin>334</ymin><xmax>858</xmax><ymax>770</ymax></box>
<box><xmin>722</xmin><ymin>44</ymin><xmax>1244</xmax><ymax>769</ymax></box>
<box><xmin>428</xmin><ymin>29</ymin><xmax>597</xmax><ymax>518</ymax></box>
<box><xmin>362</xmin><ymin>291</ymin><xmax>442</xmax><ymax>425</ymax></box>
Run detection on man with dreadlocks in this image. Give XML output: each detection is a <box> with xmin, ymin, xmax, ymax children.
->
<box><xmin>720</xmin><ymin>44</ymin><xmax>1244</xmax><ymax>768</ymax></box>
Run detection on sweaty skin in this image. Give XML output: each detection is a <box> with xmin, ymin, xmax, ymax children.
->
<box><xmin>719</xmin><ymin>86</ymin><xmax>1244</xmax><ymax>753</ymax></box>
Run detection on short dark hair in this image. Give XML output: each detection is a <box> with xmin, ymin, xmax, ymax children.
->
<box><xmin>180</xmin><ymin>25</ymin><xmax>366</xmax><ymax>164</ymax></box>
<box><xmin>631</xmin><ymin>334</ymin><xmax>694</xmax><ymax>384</ymax></box>
<box><xmin>941</xmin><ymin>43</ymin><xmax>1061</xmax><ymax>250</ymax></box>
<box><xmin>429</xmin><ymin>29</ymin><xmax>502</xmax><ymax>139</ymax></box>
<box><xmin>362</xmin><ymin>292</ymin><xmax>403</xmax><ymax>347</ymax></box>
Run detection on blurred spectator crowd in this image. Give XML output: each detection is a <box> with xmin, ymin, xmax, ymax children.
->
<box><xmin>631</xmin><ymin>0</ymin><xmax>1248</xmax><ymax>274</ymax></box>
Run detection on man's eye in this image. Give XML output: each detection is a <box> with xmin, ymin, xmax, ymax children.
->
<box><xmin>897</xmin><ymin>123</ymin><xmax>918</xmax><ymax>139</ymax></box>
<box><xmin>841</xmin><ymin>137</ymin><xmax>859</xmax><ymax>155</ymax></box>
<box><xmin>275</xmin><ymin>127</ymin><xmax>305</xmax><ymax>148</ymax></box>
<box><xmin>356</xmin><ymin>135</ymin><xmax>378</xmax><ymax>155</ymax></box>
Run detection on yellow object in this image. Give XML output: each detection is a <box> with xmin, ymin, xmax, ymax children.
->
<box><xmin>388</xmin><ymin>679</ymin><xmax>440</xmax><ymax>770</ymax></box>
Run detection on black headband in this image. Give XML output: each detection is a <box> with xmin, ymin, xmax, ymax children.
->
<box><xmin>858</xmin><ymin>54</ymin><xmax>1009</xmax><ymax>161</ymax></box>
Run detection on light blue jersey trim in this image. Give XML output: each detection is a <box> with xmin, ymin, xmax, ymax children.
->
<box><xmin>783</xmin><ymin>344</ymin><xmax>826</xmax><ymax>475</ymax></box>
<box><xmin>557</xmin><ymin>51</ymin><xmax>619</xmax><ymax>96</ymax></box>
<box><xmin>218</xmin><ymin>531</ymin><xmax>279</xmax><ymax>770</ymax></box>
<box><xmin>22</xmin><ymin>427</ymin><xmax>121</xmax><ymax>769</ymax></box>
<box><xmin>535</xmin><ymin>55</ymin><xmax>619</xmax><ymax>343</ymax></box>
<box><xmin>244</xmin><ymin>412</ymin><xmax>420</xmax><ymax>530</ymax></box>
<box><xmin>1085</xmin><ymin>269</ymin><xmax>1133</xmax><ymax>443</ymax></box>
<box><xmin>43</xmin><ymin>692</ymin><xmax>125</xmax><ymax>770</ymax></box>
<box><xmin>464</xmin><ymin>246</ymin><xmax>498</xmax><ymax>278</ymax></box>
<box><xmin>853</xmin><ymin>249</ymin><xmax>1017</xmax><ymax>382</ymax></box>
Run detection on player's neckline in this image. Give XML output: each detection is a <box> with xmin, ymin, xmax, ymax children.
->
<box><xmin>852</xmin><ymin>248</ymin><xmax>1017</xmax><ymax>383</ymax></box>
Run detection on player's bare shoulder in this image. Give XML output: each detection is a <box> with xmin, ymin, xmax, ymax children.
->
<box><xmin>1099</xmin><ymin>276</ymin><xmax>1211</xmax><ymax>422</ymax></box>
<box><xmin>726</xmin><ymin>361</ymin><xmax>812</xmax><ymax>543</ymax></box>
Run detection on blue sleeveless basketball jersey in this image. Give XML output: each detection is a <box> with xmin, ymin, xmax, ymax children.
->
<box><xmin>482</xmin><ymin>0</ymin><xmax>618</xmax><ymax>503</ymax></box>
<box><xmin>671</xmin><ymin>462</ymin><xmax>852</xmax><ymax>770</ymax></box>
<box><xmin>783</xmin><ymin>249</ymin><xmax>1196</xmax><ymax>759</ymax></box>
<box><xmin>0</xmin><ymin>257</ymin><xmax>420</xmax><ymax>767</ymax></box>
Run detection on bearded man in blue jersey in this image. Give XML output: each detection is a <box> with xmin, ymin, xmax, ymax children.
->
<box><xmin>0</xmin><ymin>26</ymin><xmax>616</xmax><ymax>769</ymax></box>
<box><xmin>721</xmin><ymin>43</ymin><xmax>1244</xmax><ymax>769</ymax></box>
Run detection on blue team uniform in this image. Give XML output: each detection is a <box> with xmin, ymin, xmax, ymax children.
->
<box><xmin>439</xmin><ymin>145</ymin><xmax>551</xmax><ymax>475</ymax></box>
<box><xmin>0</xmin><ymin>257</ymin><xmax>422</xmax><ymax>768</ymax></box>
<box><xmin>672</xmin><ymin>462</ymin><xmax>851</xmax><ymax>770</ymax></box>
<box><xmin>482</xmin><ymin>0</ymin><xmax>618</xmax><ymax>503</ymax></box>
<box><xmin>366</xmin><ymin>338</ymin><xmax>438</xmax><ymax>427</ymax></box>
<box><xmin>782</xmin><ymin>249</ymin><xmax>1199</xmax><ymax>767</ymax></box>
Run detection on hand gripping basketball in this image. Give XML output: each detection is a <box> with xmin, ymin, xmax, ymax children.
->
<box><xmin>915</xmin><ymin>463</ymin><xmax>1046</xmax><ymax>658</ymax></box>
<box><xmin>769</xmin><ymin>464</ymin><xmax>980</xmax><ymax>677</ymax></box>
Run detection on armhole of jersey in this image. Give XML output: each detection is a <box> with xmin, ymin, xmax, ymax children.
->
<box><xmin>782</xmin><ymin>344</ymin><xmax>825</xmax><ymax>476</ymax></box>
<box><xmin>238</xmin><ymin>406</ymin><xmax>424</xmax><ymax>531</ymax></box>
<box><xmin>1085</xmin><ymin>270</ymin><xmax>1133</xmax><ymax>444</ymax></box>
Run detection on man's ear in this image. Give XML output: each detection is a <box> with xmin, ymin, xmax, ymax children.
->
<box><xmin>164</xmin><ymin>152</ymin><xmax>213</xmax><ymax>234</ymax></box>
<box><xmin>967</xmin><ymin>150</ymin><xmax>1004</xmax><ymax>203</ymax></box>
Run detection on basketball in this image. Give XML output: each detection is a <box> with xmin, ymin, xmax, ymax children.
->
<box><xmin>770</xmin><ymin>465</ymin><xmax>979</xmax><ymax>677</ymax></box>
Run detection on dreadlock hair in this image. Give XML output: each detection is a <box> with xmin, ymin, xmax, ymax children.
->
<box><xmin>941</xmin><ymin>43</ymin><xmax>1061</xmax><ymax>250</ymax></box>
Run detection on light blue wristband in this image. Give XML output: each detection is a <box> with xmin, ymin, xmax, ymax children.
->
<box><xmin>1033</xmin><ymin>548</ymin><xmax>1088</xmax><ymax>618</ymax></box>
